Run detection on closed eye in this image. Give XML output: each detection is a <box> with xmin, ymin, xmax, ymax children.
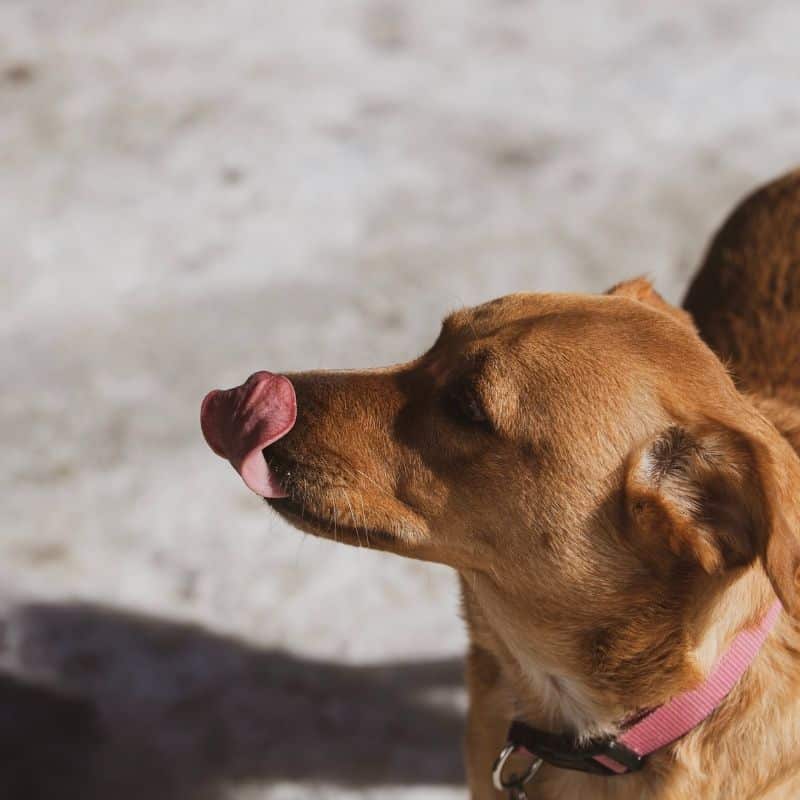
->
<box><xmin>444</xmin><ymin>380</ymin><xmax>492</xmax><ymax>429</ymax></box>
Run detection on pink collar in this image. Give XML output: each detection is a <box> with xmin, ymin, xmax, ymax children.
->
<box><xmin>494</xmin><ymin>600</ymin><xmax>782</xmax><ymax>788</ymax></box>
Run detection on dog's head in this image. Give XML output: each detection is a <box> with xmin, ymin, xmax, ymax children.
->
<box><xmin>202</xmin><ymin>279</ymin><xmax>800</xmax><ymax>716</ymax></box>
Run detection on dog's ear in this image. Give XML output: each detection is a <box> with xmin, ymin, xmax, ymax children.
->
<box><xmin>624</xmin><ymin>422</ymin><xmax>800</xmax><ymax>615</ymax></box>
<box><xmin>607</xmin><ymin>277</ymin><xmax>696</xmax><ymax>330</ymax></box>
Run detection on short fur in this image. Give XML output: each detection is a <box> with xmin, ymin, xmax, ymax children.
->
<box><xmin>248</xmin><ymin>169</ymin><xmax>800</xmax><ymax>798</ymax></box>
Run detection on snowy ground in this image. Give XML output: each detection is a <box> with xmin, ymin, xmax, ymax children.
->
<box><xmin>1</xmin><ymin>1</ymin><xmax>800</xmax><ymax>798</ymax></box>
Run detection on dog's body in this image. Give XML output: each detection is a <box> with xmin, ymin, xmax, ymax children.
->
<box><xmin>202</xmin><ymin>169</ymin><xmax>800</xmax><ymax>799</ymax></box>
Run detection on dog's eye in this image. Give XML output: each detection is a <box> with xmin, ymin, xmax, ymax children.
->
<box><xmin>447</xmin><ymin>383</ymin><xmax>489</xmax><ymax>426</ymax></box>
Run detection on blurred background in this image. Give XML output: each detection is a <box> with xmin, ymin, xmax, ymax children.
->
<box><xmin>1</xmin><ymin>1</ymin><xmax>799</xmax><ymax>798</ymax></box>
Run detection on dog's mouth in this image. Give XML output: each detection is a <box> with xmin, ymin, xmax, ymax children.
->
<box><xmin>262</xmin><ymin>452</ymin><xmax>396</xmax><ymax>546</ymax></box>
<box><xmin>200</xmin><ymin>371</ymin><xmax>406</xmax><ymax>550</ymax></box>
<box><xmin>266</xmin><ymin>493</ymin><xmax>395</xmax><ymax>547</ymax></box>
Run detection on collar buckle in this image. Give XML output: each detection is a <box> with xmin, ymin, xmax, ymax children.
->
<box><xmin>506</xmin><ymin>721</ymin><xmax>645</xmax><ymax>776</ymax></box>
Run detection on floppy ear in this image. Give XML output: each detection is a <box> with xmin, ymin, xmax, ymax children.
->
<box><xmin>624</xmin><ymin>422</ymin><xmax>800</xmax><ymax>616</ymax></box>
<box><xmin>608</xmin><ymin>277</ymin><xmax>696</xmax><ymax>331</ymax></box>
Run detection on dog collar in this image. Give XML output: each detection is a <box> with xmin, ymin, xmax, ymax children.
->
<box><xmin>493</xmin><ymin>600</ymin><xmax>782</xmax><ymax>792</ymax></box>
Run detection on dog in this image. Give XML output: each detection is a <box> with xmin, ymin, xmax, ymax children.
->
<box><xmin>201</xmin><ymin>168</ymin><xmax>800</xmax><ymax>799</ymax></box>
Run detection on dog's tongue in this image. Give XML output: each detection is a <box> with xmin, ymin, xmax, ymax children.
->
<box><xmin>200</xmin><ymin>371</ymin><xmax>297</xmax><ymax>498</ymax></box>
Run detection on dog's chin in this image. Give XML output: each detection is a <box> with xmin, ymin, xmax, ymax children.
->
<box><xmin>266</xmin><ymin>496</ymin><xmax>396</xmax><ymax>549</ymax></box>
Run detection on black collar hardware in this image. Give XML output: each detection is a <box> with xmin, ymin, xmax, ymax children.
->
<box><xmin>506</xmin><ymin>721</ymin><xmax>645</xmax><ymax>776</ymax></box>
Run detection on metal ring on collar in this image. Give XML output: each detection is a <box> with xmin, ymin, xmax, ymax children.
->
<box><xmin>492</xmin><ymin>742</ymin><xmax>543</xmax><ymax>792</ymax></box>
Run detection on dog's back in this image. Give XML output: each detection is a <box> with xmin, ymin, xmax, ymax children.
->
<box><xmin>684</xmin><ymin>169</ymin><xmax>800</xmax><ymax>405</ymax></box>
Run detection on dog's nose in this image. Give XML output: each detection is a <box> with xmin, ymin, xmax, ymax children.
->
<box><xmin>200</xmin><ymin>371</ymin><xmax>297</xmax><ymax>497</ymax></box>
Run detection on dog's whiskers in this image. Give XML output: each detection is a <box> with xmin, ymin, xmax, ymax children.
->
<box><xmin>340</xmin><ymin>488</ymin><xmax>362</xmax><ymax>547</ymax></box>
<box><xmin>356</xmin><ymin>491</ymin><xmax>372</xmax><ymax>549</ymax></box>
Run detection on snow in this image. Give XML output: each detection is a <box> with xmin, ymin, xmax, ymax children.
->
<box><xmin>1</xmin><ymin>1</ymin><xmax>799</xmax><ymax>797</ymax></box>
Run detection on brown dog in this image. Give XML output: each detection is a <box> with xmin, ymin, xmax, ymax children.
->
<box><xmin>202</xmin><ymin>169</ymin><xmax>800</xmax><ymax>799</ymax></box>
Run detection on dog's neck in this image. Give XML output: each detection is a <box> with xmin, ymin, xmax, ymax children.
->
<box><xmin>503</xmin><ymin>567</ymin><xmax>768</xmax><ymax>725</ymax></box>
<box><xmin>498</xmin><ymin>567</ymin><xmax>800</xmax><ymax>797</ymax></box>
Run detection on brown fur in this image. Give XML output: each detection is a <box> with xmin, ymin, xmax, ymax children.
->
<box><xmin>685</xmin><ymin>168</ymin><xmax>800</xmax><ymax>405</ymax></box>
<box><xmin>251</xmin><ymin>169</ymin><xmax>800</xmax><ymax>798</ymax></box>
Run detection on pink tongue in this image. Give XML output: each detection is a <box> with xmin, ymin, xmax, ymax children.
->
<box><xmin>200</xmin><ymin>371</ymin><xmax>297</xmax><ymax>498</ymax></box>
